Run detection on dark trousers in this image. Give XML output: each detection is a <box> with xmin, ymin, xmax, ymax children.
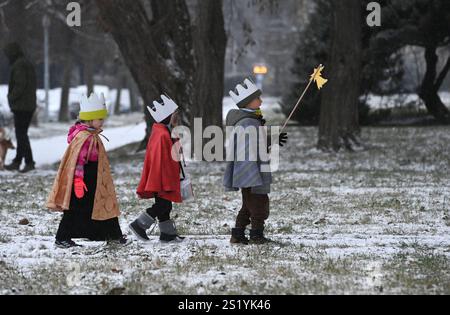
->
<box><xmin>147</xmin><ymin>197</ymin><xmax>172</xmax><ymax>222</ymax></box>
<box><xmin>56</xmin><ymin>162</ymin><xmax>123</xmax><ymax>241</ymax></box>
<box><xmin>236</xmin><ymin>188</ymin><xmax>270</xmax><ymax>230</ymax></box>
<box><xmin>13</xmin><ymin>110</ymin><xmax>35</xmax><ymax>165</ymax></box>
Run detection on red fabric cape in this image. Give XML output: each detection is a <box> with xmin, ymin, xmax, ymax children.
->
<box><xmin>137</xmin><ymin>124</ymin><xmax>182</xmax><ymax>203</ymax></box>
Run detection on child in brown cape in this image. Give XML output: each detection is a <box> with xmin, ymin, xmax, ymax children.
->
<box><xmin>47</xmin><ymin>93</ymin><xmax>126</xmax><ymax>248</ymax></box>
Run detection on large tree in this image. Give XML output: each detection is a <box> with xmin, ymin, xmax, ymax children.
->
<box><xmin>283</xmin><ymin>0</ymin><xmax>404</xmax><ymax>127</ymax></box>
<box><xmin>191</xmin><ymin>0</ymin><xmax>227</xmax><ymax>129</ymax></box>
<box><xmin>318</xmin><ymin>0</ymin><xmax>362</xmax><ymax>151</ymax></box>
<box><xmin>58</xmin><ymin>27</ymin><xmax>75</xmax><ymax>122</ymax></box>
<box><xmin>39</xmin><ymin>0</ymin><xmax>110</xmax><ymax>122</ymax></box>
<box><xmin>96</xmin><ymin>0</ymin><xmax>227</xmax><ymax>151</ymax></box>
<box><xmin>96</xmin><ymin>0</ymin><xmax>194</xmax><ymax>149</ymax></box>
<box><xmin>282</xmin><ymin>0</ymin><xmax>332</xmax><ymax>126</ymax></box>
<box><xmin>372</xmin><ymin>0</ymin><xmax>450</xmax><ymax>124</ymax></box>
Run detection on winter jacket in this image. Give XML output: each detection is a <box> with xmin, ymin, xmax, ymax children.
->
<box><xmin>4</xmin><ymin>43</ymin><xmax>37</xmax><ymax>113</ymax></box>
<box><xmin>68</xmin><ymin>123</ymin><xmax>99</xmax><ymax>179</ymax></box>
<box><xmin>223</xmin><ymin>109</ymin><xmax>272</xmax><ymax>195</ymax></box>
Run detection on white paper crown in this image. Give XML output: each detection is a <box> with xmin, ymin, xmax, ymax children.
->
<box><xmin>79</xmin><ymin>92</ymin><xmax>108</xmax><ymax>120</ymax></box>
<box><xmin>147</xmin><ymin>95</ymin><xmax>179</xmax><ymax>123</ymax></box>
<box><xmin>80</xmin><ymin>92</ymin><xmax>106</xmax><ymax>111</ymax></box>
<box><xmin>229</xmin><ymin>78</ymin><xmax>262</xmax><ymax>107</ymax></box>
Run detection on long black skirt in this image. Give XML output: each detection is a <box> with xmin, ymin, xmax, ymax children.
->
<box><xmin>55</xmin><ymin>162</ymin><xmax>123</xmax><ymax>241</ymax></box>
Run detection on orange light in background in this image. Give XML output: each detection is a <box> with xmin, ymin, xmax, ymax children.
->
<box><xmin>253</xmin><ymin>65</ymin><xmax>268</xmax><ymax>75</ymax></box>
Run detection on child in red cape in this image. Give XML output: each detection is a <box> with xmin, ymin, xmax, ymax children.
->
<box><xmin>130</xmin><ymin>95</ymin><xmax>185</xmax><ymax>243</ymax></box>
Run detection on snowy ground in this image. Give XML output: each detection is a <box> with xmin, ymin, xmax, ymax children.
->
<box><xmin>1</xmin><ymin>125</ymin><xmax>449</xmax><ymax>295</ymax></box>
<box><xmin>364</xmin><ymin>92</ymin><xmax>450</xmax><ymax>112</ymax></box>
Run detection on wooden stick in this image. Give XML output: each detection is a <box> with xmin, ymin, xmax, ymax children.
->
<box><xmin>281</xmin><ymin>65</ymin><xmax>322</xmax><ymax>132</ymax></box>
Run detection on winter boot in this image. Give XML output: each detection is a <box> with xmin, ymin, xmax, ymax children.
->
<box><xmin>159</xmin><ymin>220</ymin><xmax>185</xmax><ymax>243</ymax></box>
<box><xmin>249</xmin><ymin>229</ymin><xmax>272</xmax><ymax>245</ymax></box>
<box><xmin>129</xmin><ymin>212</ymin><xmax>156</xmax><ymax>242</ymax></box>
<box><xmin>230</xmin><ymin>228</ymin><xmax>249</xmax><ymax>245</ymax></box>
<box><xmin>4</xmin><ymin>161</ymin><xmax>20</xmax><ymax>171</ymax></box>
<box><xmin>20</xmin><ymin>163</ymin><xmax>35</xmax><ymax>174</ymax></box>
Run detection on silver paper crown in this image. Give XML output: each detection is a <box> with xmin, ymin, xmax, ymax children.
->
<box><xmin>80</xmin><ymin>92</ymin><xmax>106</xmax><ymax>112</ymax></box>
<box><xmin>229</xmin><ymin>78</ymin><xmax>262</xmax><ymax>107</ymax></box>
<box><xmin>147</xmin><ymin>94</ymin><xmax>179</xmax><ymax>123</ymax></box>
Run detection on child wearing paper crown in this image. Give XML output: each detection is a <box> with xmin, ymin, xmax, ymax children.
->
<box><xmin>224</xmin><ymin>78</ymin><xmax>288</xmax><ymax>245</ymax></box>
<box><xmin>129</xmin><ymin>95</ymin><xmax>185</xmax><ymax>243</ymax></box>
<box><xmin>46</xmin><ymin>93</ymin><xmax>127</xmax><ymax>248</ymax></box>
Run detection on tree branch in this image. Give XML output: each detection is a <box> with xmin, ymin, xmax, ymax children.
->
<box><xmin>0</xmin><ymin>0</ymin><xmax>10</xmax><ymax>9</ymax></box>
<box><xmin>435</xmin><ymin>55</ymin><xmax>450</xmax><ymax>89</ymax></box>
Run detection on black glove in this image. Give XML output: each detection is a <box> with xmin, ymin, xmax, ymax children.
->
<box><xmin>279</xmin><ymin>132</ymin><xmax>288</xmax><ymax>147</ymax></box>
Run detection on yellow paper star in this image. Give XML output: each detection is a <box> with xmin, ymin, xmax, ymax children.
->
<box><xmin>310</xmin><ymin>65</ymin><xmax>328</xmax><ymax>90</ymax></box>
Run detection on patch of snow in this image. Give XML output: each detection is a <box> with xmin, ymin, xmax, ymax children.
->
<box><xmin>4</xmin><ymin>122</ymin><xmax>146</xmax><ymax>167</ymax></box>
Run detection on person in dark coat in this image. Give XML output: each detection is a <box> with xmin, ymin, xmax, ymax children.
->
<box><xmin>3</xmin><ymin>42</ymin><xmax>37</xmax><ymax>173</ymax></box>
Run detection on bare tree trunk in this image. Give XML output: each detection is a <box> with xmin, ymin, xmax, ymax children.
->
<box><xmin>114</xmin><ymin>73</ymin><xmax>126</xmax><ymax>115</ymax></box>
<box><xmin>59</xmin><ymin>30</ymin><xmax>75</xmax><ymax>122</ymax></box>
<box><xmin>128</xmin><ymin>74</ymin><xmax>140</xmax><ymax>113</ymax></box>
<box><xmin>96</xmin><ymin>0</ymin><xmax>227</xmax><ymax>152</ymax></box>
<box><xmin>318</xmin><ymin>0</ymin><xmax>362</xmax><ymax>152</ymax></box>
<box><xmin>419</xmin><ymin>46</ymin><xmax>450</xmax><ymax>124</ymax></box>
<box><xmin>191</xmin><ymin>0</ymin><xmax>227</xmax><ymax>128</ymax></box>
<box><xmin>114</xmin><ymin>87</ymin><xmax>121</xmax><ymax>116</ymax></box>
<box><xmin>96</xmin><ymin>0</ymin><xmax>195</xmax><ymax>151</ymax></box>
<box><xmin>59</xmin><ymin>53</ymin><xmax>74</xmax><ymax>122</ymax></box>
<box><xmin>84</xmin><ymin>58</ymin><xmax>94</xmax><ymax>95</ymax></box>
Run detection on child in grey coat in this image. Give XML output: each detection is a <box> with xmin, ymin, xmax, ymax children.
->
<box><xmin>224</xmin><ymin>78</ymin><xmax>287</xmax><ymax>244</ymax></box>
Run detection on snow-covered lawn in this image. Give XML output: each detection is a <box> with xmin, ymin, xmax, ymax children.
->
<box><xmin>364</xmin><ymin>92</ymin><xmax>450</xmax><ymax>112</ymax></box>
<box><xmin>1</xmin><ymin>126</ymin><xmax>450</xmax><ymax>295</ymax></box>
